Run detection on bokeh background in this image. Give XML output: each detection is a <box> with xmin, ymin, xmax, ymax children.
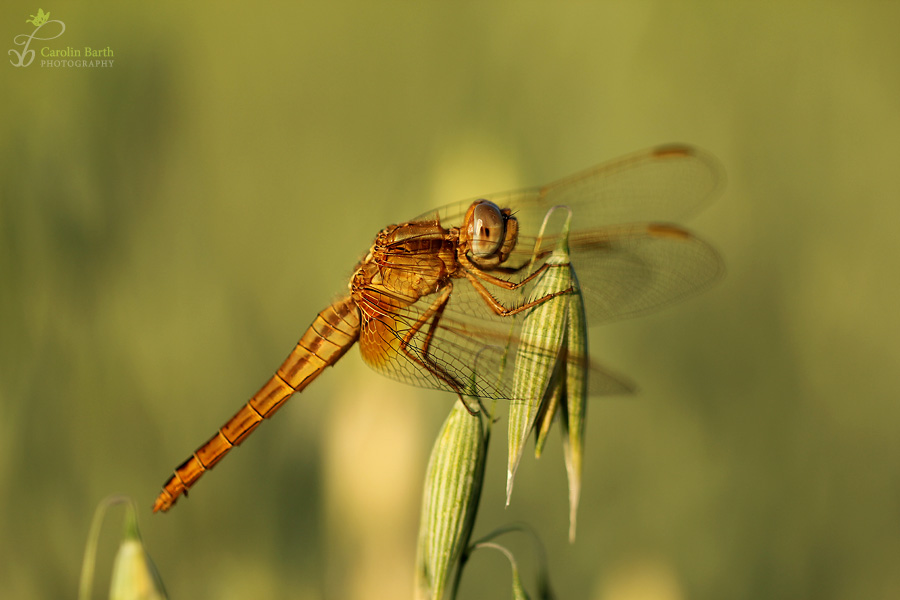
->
<box><xmin>2</xmin><ymin>2</ymin><xmax>899</xmax><ymax>599</ymax></box>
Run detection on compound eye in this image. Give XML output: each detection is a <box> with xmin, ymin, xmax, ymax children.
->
<box><xmin>467</xmin><ymin>201</ymin><xmax>506</xmax><ymax>258</ymax></box>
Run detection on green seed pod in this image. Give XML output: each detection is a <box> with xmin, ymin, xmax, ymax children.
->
<box><xmin>415</xmin><ymin>402</ymin><xmax>487</xmax><ymax>600</ymax></box>
<box><xmin>109</xmin><ymin>503</ymin><xmax>168</xmax><ymax>600</ymax></box>
<box><xmin>507</xmin><ymin>207</ymin><xmax>580</xmax><ymax>506</ymax></box>
<box><xmin>507</xmin><ymin>249</ymin><xmax>571</xmax><ymax>504</ymax></box>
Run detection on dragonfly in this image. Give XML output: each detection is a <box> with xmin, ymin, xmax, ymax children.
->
<box><xmin>153</xmin><ymin>144</ymin><xmax>723</xmax><ymax>512</ymax></box>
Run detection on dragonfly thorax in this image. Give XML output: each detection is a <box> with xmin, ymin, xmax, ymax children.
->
<box><xmin>350</xmin><ymin>220</ymin><xmax>457</xmax><ymax>311</ymax></box>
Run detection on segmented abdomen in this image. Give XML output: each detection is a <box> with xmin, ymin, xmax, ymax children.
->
<box><xmin>153</xmin><ymin>296</ymin><xmax>360</xmax><ymax>512</ymax></box>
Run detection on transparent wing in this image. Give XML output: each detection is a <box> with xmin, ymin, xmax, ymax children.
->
<box><xmin>414</xmin><ymin>144</ymin><xmax>723</xmax><ymax>232</ymax></box>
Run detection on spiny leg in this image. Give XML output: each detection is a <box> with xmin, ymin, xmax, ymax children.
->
<box><xmin>462</xmin><ymin>266</ymin><xmax>573</xmax><ymax>317</ymax></box>
<box><xmin>461</xmin><ymin>253</ymin><xmax>553</xmax><ymax>291</ymax></box>
<box><xmin>394</xmin><ymin>285</ymin><xmax>482</xmax><ymax>415</ymax></box>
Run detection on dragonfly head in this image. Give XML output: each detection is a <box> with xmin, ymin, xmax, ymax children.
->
<box><xmin>461</xmin><ymin>200</ymin><xmax>518</xmax><ymax>267</ymax></box>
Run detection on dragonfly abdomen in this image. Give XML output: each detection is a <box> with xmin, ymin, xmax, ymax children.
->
<box><xmin>153</xmin><ymin>297</ymin><xmax>361</xmax><ymax>512</ymax></box>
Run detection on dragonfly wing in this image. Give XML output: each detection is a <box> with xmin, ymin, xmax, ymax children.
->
<box><xmin>415</xmin><ymin>145</ymin><xmax>723</xmax><ymax>232</ymax></box>
<box><xmin>440</xmin><ymin>222</ymin><xmax>722</xmax><ymax>326</ymax></box>
<box><xmin>356</xmin><ymin>288</ymin><xmax>518</xmax><ymax>400</ymax></box>
<box><xmin>356</xmin><ymin>278</ymin><xmax>638</xmax><ymax>401</ymax></box>
<box><xmin>567</xmin><ymin>223</ymin><xmax>723</xmax><ymax>323</ymax></box>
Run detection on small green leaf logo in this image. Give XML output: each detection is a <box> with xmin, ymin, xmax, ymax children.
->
<box><xmin>26</xmin><ymin>9</ymin><xmax>49</xmax><ymax>27</ymax></box>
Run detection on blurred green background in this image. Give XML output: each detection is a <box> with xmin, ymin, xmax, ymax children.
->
<box><xmin>3</xmin><ymin>2</ymin><xmax>899</xmax><ymax>599</ymax></box>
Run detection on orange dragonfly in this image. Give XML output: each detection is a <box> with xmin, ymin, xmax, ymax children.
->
<box><xmin>153</xmin><ymin>144</ymin><xmax>723</xmax><ymax>512</ymax></box>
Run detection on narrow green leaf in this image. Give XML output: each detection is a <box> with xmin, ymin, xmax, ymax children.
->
<box><xmin>561</xmin><ymin>264</ymin><xmax>588</xmax><ymax>543</ymax></box>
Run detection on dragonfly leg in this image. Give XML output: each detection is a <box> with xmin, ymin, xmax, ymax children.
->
<box><xmin>397</xmin><ymin>284</ymin><xmax>482</xmax><ymax>414</ymax></box>
<box><xmin>461</xmin><ymin>253</ymin><xmax>552</xmax><ymax>291</ymax></box>
<box><xmin>462</xmin><ymin>267</ymin><xmax>573</xmax><ymax>317</ymax></box>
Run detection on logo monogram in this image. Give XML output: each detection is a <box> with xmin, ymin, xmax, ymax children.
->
<box><xmin>9</xmin><ymin>9</ymin><xmax>66</xmax><ymax>67</ymax></box>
